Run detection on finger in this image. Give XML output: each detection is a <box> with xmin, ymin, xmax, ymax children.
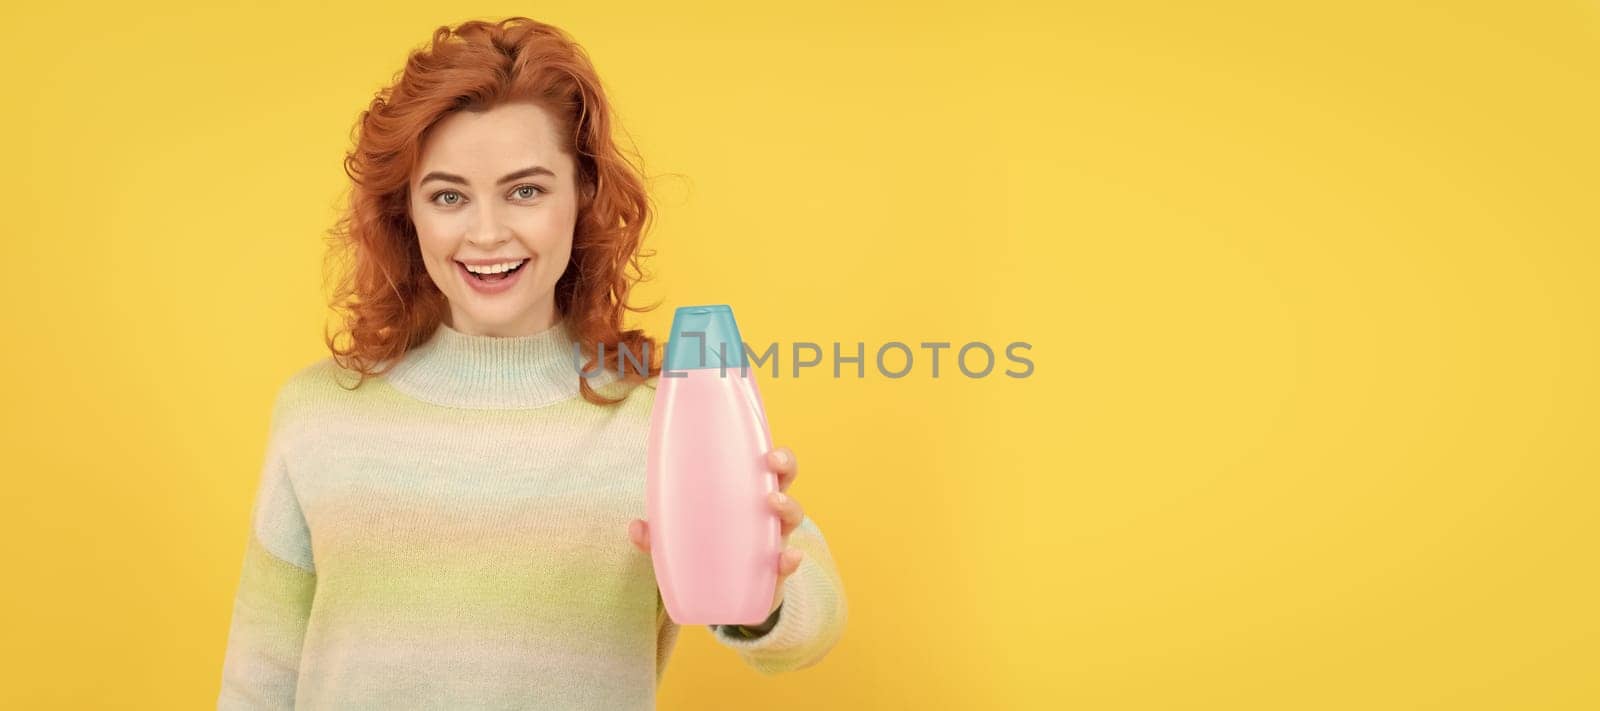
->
<box><xmin>768</xmin><ymin>491</ymin><xmax>805</xmax><ymax>537</ymax></box>
<box><xmin>628</xmin><ymin>518</ymin><xmax>651</xmax><ymax>554</ymax></box>
<box><xmin>770</xmin><ymin>549</ymin><xmax>805</xmax><ymax>614</ymax></box>
<box><xmin>766</xmin><ymin>447</ymin><xmax>799</xmax><ymax>492</ymax></box>
<box><xmin>777</xmin><ymin>547</ymin><xmax>805</xmax><ymax>577</ymax></box>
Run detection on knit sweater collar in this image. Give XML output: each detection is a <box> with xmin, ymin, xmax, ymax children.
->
<box><xmin>382</xmin><ymin>317</ymin><xmax>615</xmax><ymax>409</ymax></box>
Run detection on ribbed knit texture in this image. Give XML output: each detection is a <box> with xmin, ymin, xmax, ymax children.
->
<box><xmin>217</xmin><ymin>318</ymin><xmax>848</xmax><ymax>709</ymax></box>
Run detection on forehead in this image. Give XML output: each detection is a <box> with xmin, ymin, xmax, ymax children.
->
<box><xmin>415</xmin><ymin>101</ymin><xmax>569</xmax><ymax>176</ymax></box>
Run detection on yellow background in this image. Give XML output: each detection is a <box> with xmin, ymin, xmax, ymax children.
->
<box><xmin>3</xmin><ymin>1</ymin><xmax>1596</xmax><ymax>708</ymax></box>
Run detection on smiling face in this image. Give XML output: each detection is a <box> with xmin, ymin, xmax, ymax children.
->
<box><xmin>408</xmin><ymin>100</ymin><xmax>580</xmax><ymax>337</ymax></box>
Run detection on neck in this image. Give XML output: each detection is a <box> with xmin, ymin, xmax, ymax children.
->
<box><xmin>381</xmin><ymin>316</ymin><xmax>616</xmax><ymax>409</ymax></box>
<box><xmin>445</xmin><ymin>300</ymin><xmax>559</xmax><ymax>338</ymax></box>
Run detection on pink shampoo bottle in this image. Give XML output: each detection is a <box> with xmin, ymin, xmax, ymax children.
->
<box><xmin>646</xmin><ymin>305</ymin><xmax>781</xmax><ymax>625</ymax></box>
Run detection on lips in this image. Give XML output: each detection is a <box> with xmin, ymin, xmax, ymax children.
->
<box><xmin>456</xmin><ymin>258</ymin><xmax>529</xmax><ymax>294</ymax></box>
<box><xmin>460</xmin><ymin>258</ymin><xmax>529</xmax><ymax>281</ymax></box>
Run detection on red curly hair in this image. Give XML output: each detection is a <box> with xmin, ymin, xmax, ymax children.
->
<box><xmin>322</xmin><ymin>16</ymin><xmax>662</xmax><ymax>405</ymax></box>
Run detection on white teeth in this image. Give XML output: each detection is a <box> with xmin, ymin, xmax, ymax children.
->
<box><xmin>462</xmin><ymin>259</ymin><xmax>526</xmax><ymax>274</ymax></box>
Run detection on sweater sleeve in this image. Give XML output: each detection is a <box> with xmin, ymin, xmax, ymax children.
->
<box><xmin>218</xmin><ymin>395</ymin><xmax>317</xmax><ymax>710</ymax></box>
<box><xmin>707</xmin><ymin>515</ymin><xmax>848</xmax><ymax>675</ymax></box>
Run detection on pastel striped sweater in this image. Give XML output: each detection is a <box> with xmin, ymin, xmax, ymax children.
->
<box><xmin>217</xmin><ymin>318</ymin><xmax>848</xmax><ymax>709</ymax></box>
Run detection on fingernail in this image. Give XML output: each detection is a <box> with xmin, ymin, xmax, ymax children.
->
<box><xmin>772</xmin><ymin>491</ymin><xmax>787</xmax><ymax>505</ymax></box>
<box><xmin>774</xmin><ymin>450</ymin><xmax>789</xmax><ymax>466</ymax></box>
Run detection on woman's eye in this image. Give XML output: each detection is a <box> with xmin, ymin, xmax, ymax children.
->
<box><xmin>430</xmin><ymin>185</ymin><xmax>541</xmax><ymax>206</ymax></box>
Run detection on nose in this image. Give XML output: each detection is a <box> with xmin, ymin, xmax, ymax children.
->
<box><xmin>465</xmin><ymin>203</ymin><xmax>511</xmax><ymax>250</ymax></box>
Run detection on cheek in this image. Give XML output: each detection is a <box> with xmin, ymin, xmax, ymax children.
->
<box><xmin>541</xmin><ymin>228</ymin><xmax>575</xmax><ymax>274</ymax></box>
<box><xmin>410</xmin><ymin>213</ymin><xmax>456</xmax><ymax>256</ymax></box>
<box><xmin>407</xmin><ymin>216</ymin><xmax>456</xmax><ymax>283</ymax></box>
<box><xmin>519</xmin><ymin>207</ymin><xmax>577</xmax><ymax>254</ymax></box>
<box><xmin>410</xmin><ymin>204</ymin><xmax>439</xmax><ymax>231</ymax></box>
<box><xmin>416</xmin><ymin>230</ymin><xmax>447</xmax><ymax>256</ymax></box>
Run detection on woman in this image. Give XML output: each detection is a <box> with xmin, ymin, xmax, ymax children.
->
<box><xmin>217</xmin><ymin>17</ymin><xmax>847</xmax><ymax>709</ymax></box>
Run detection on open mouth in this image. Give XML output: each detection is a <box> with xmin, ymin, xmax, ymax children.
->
<box><xmin>459</xmin><ymin>258</ymin><xmax>529</xmax><ymax>283</ymax></box>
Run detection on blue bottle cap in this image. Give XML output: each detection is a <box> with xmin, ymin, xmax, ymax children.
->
<box><xmin>664</xmin><ymin>304</ymin><xmax>748</xmax><ymax>371</ymax></box>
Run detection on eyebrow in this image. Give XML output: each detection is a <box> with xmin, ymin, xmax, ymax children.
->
<box><xmin>419</xmin><ymin>166</ymin><xmax>555</xmax><ymax>187</ymax></box>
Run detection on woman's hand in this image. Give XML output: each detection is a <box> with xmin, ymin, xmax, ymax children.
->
<box><xmin>628</xmin><ymin>446</ymin><xmax>806</xmax><ymax>618</ymax></box>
